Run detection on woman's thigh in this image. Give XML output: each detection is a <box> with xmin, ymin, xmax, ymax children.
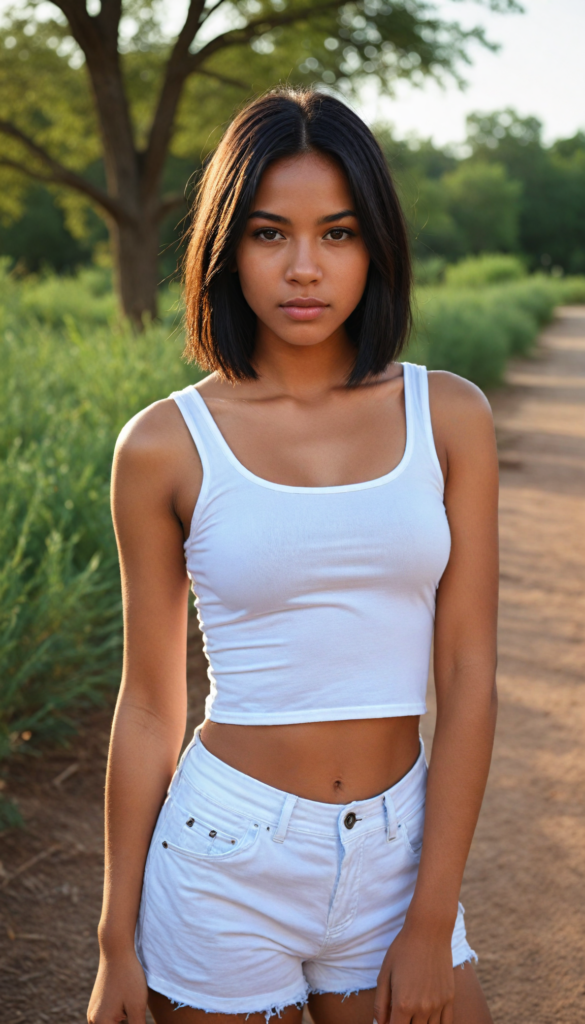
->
<box><xmin>307</xmin><ymin>964</ymin><xmax>492</xmax><ymax>1024</ymax></box>
<box><xmin>452</xmin><ymin>963</ymin><xmax>493</xmax><ymax>1024</ymax></box>
<box><xmin>148</xmin><ymin>989</ymin><xmax>304</xmax><ymax>1024</ymax></box>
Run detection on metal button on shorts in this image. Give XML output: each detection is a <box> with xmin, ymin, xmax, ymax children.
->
<box><xmin>344</xmin><ymin>812</ymin><xmax>357</xmax><ymax>829</ymax></box>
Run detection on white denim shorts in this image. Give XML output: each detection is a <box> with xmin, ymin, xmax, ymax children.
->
<box><xmin>135</xmin><ymin>732</ymin><xmax>476</xmax><ymax>1019</ymax></box>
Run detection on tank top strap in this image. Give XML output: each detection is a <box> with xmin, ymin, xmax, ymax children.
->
<box><xmin>402</xmin><ymin>362</ymin><xmax>444</xmax><ymax>491</ymax></box>
<box><xmin>170</xmin><ymin>385</ymin><xmax>231</xmax><ymax>482</ymax></box>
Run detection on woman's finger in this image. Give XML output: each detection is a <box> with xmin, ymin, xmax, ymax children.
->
<box><xmin>373</xmin><ymin>974</ymin><xmax>392</xmax><ymax>1024</ymax></box>
<box><xmin>440</xmin><ymin>998</ymin><xmax>455</xmax><ymax>1024</ymax></box>
<box><xmin>387</xmin><ymin>993</ymin><xmax>415</xmax><ymax>1024</ymax></box>
<box><xmin>124</xmin><ymin>1003</ymin><xmax>147</xmax><ymax>1024</ymax></box>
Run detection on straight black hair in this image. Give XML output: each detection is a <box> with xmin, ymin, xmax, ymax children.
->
<box><xmin>184</xmin><ymin>88</ymin><xmax>412</xmax><ymax>385</ymax></box>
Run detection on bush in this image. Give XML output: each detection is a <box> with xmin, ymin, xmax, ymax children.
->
<box><xmin>445</xmin><ymin>253</ymin><xmax>527</xmax><ymax>288</ymax></box>
<box><xmin>413</xmin><ymin>257</ymin><xmax>446</xmax><ymax>286</ymax></box>
<box><xmin>557</xmin><ymin>276</ymin><xmax>585</xmax><ymax>303</ymax></box>
<box><xmin>0</xmin><ymin>262</ymin><xmax>182</xmax><ymax>330</ymax></box>
<box><xmin>0</xmin><ymin>264</ymin><xmax>200</xmax><ymax>765</ymax></box>
<box><xmin>5</xmin><ymin>265</ymin><xmax>116</xmax><ymax>328</ymax></box>
<box><xmin>409</xmin><ymin>288</ymin><xmax>510</xmax><ymax>388</ymax></box>
<box><xmin>407</xmin><ymin>272</ymin><xmax>585</xmax><ymax>386</ymax></box>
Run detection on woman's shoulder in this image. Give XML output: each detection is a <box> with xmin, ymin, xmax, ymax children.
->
<box><xmin>427</xmin><ymin>369</ymin><xmax>493</xmax><ymax>426</ymax></box>
<box><xmin>426</xmin><ymin>370</ymin><xmax>496</xmax><ymax>466</ymax></box>
<box><xmin>116</xmin><ymin>397</ymin><xmax>185</xmax><ymax>458</ymax></box>
<box><xmin>114</xmin><ymin>395</ymin><xmax>202</xmax><ymax>489</ymax></box>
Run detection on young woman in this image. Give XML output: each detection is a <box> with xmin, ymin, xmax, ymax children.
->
<box><xmin>88</xmin><ymin>89</ymin><xmax>498</xmax><ymax>1024</ymax></box>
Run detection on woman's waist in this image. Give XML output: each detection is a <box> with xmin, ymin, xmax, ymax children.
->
<box><xmin>198</xmin><ymin>714</ymin><xmax>422</xmax><ymax>804</ymax></box>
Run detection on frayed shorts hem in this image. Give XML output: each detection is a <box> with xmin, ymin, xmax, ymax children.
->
<box><xmin>308</xmin><ymin>985</ymin><xmax>373</xmax><ymax>999</ymax></box>
<box><xmin>146</xmin><ymin>948</ymin><xmax>478</xmax><ymax>1020</ymax></box>
<box><xmin>145</xmin><ymin>970</ymin><xmax>309</xmax><ymax>1021</ymax></box>
<box><xmin>452</xmin><ymin>942</ymin><xmax>478</xmax><ymax>969</ymax></box>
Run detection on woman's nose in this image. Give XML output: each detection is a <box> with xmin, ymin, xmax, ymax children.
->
<box><xmin>284</xmin><ymin>242</ymin><xmax>322</xmax><ymax>286</ymax></box>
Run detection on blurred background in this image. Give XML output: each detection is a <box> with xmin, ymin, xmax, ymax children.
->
<box><xmin>0</xmin><ymin>2</ymin><xmax>584</xmax><ymax>1022</ymax></box>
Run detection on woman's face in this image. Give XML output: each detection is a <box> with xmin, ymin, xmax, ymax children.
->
<box><xmin>235</xmin><ymin>152</ymin><xmax>370</xmax><ymax>352</ymax></box>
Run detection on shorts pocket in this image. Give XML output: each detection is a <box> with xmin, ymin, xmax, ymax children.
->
<box><xmin>159</xmin><ymin>787</ymin><xmax>259</xmax><ymax>861</ymax></box>
<box><xmin>399</xmin><ymin>800</ymin><xmax>425</xmax><ymax>862</ymax></box>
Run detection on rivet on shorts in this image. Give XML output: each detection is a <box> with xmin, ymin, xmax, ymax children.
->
<box><xmin>231</xmin><ymin>840</ymin><xmax>235</xmax><ymax>845</ymax></box>
<box><xmin>266</xmin><ymin>826</ymin><xmax>270</xmax><ymax>831</ymax></box>
<box><xmin>186</xmin><ymin>818</ymin><xmax>194</xmax><ymax>827</ymax></box>
<box><xmin>209</xmin><ymin>830</ymin><xmax>217</xmax><ymax>838</ymax></box>
<box><xmin>162</xmin><ymin>841</ymin><xmax>168</xmax><ymax>848</ymax></box>
<box><xmin>254</xmin><ymin>824</ymin><xmax>258</xmax><ymax>828</ymax></box>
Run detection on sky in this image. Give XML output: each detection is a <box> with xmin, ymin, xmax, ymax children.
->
<box><xmin>357</xmin><ymin>0</ymin><xmax>585</xmax><ymax>146</ymax></box>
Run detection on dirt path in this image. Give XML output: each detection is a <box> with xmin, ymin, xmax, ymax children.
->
<box><xmin>1</xmin><ymin>308</ymin><xmax>584</xmax><ymax>1024</ymax></box>
<box><xmin>444</xmin><ymin>306</ymin><xmax>585</xmax><ymax>1023</ymax></box>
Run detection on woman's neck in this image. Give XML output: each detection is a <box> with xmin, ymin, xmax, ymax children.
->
<box><xmin>251</xmin><ymin>323</ymin><xmax>357</xmax><ymax>401</ymax></box>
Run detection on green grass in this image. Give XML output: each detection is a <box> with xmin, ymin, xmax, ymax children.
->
<box><xmin>1</xmin><ymin>260</ymin><xmax>584</xmax><ymax>826</ymax></box>
<box><xmin>0</xmin><ymin>264</ymin><xmax>200</xmax><ymax>788</ymax></box>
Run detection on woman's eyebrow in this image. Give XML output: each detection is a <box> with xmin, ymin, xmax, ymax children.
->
<box><xmin>248</xmin><ymin>209</ymin><xmax>357</xmax><ymax>225</ymax></box>
<box><xmin>248</xmin><ymin>210</ymin><xmax>290</xmax><ymax>223</ymax></box>
<box><xmin>318</xmin><ymin>209</ymin><xmax>357</xmax><ymax>224</ymax></box>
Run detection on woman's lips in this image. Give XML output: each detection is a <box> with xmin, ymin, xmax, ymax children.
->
<box><xmin>280</xmin><ymin>297</ymin><xmax>329</xmax><ymax>322</ymax></box>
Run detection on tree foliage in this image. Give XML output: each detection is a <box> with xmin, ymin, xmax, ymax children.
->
<box><xmin>379</xmin><ymin>111</ymin><xmax>585</xmax><ymax>273</ymax></box>
<box><xmin>466</xmin><ymin>110</ymin><xmax>585</xmax><ymax>273</ymax></box>
<box><xmin>0</xmin><ymin>0</ymin><xmax>521</xmax><ymax>317</ymax></box>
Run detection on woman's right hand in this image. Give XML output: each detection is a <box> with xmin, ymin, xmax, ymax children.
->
<box><xmin>87</xmin><ymin>946</ymin><xmax>149</xmax><ymax>1024</ymax></box>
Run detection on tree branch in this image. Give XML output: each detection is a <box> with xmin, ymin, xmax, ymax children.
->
<box><xmin>190</xmin><ymin>0</ymin><xmax>342</xmax><ymax>67</ymax></box>
<box><xmin>0</xmin><ymin>157</ymin><xmax>57</xmax><ymax>185</ymax></box>
<box><xmin>197</xmin><ymin>67</ymin><xmax>249</xmax><ymax>91</ymax></box>
<box><xmin>45</xmin><ymin>0</ymin><xmax>101</xmax><ymax>56</ymax></box>
<box><xmin>142</xmin><ymin>0</ymin><xmax>208</xmax><ymax>201</ymax></box>
<box><xmin>199</xmin><ymin>0</ymin><xmax>232</xmax><ymax>25</ymax></box>
<box><xmin>0</xmin><ymin>120</ymin><xmax>131</xmax><ymax>223</ymax></box>
<box><xmin>95</xmin><ymin>0</ymin><xmax>124</xmax><ymax>53</ymax></box>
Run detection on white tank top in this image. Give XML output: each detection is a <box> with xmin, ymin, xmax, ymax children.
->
<box><xmin>172</xmin><ymin>362</ymin><xmax>450</xmax><ymax>725</ymax></box>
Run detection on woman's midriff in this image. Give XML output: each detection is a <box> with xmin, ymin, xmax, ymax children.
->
<box><xmin>200</xmin><ymin>716</ymin><xmax>421</xmax><ymax>803</ymax></box>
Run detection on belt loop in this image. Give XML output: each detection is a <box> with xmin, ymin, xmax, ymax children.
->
<box><xmin>383</xmin><ymin>793</ymin><xmax>398</xmax><ymax>842</ymax></box>
<box><xmin>273</xmin><ymin>793</ymin><xmax>298</xmax><ymax>843</ymax></box>
<box><xmin>170</xmin><ymin>723</ymin><xmax>203</xmax><ymax>795</ymax></box>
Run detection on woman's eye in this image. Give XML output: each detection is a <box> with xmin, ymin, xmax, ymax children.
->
<box><xmin>256</xmin><ymin>228</ymin><xmax>282</xmax><ymax>241</ymax></box>
<box><xmin>325</xmin><ymin>228</ymin><xmax>352</xmax><ymax>241</ymax></box>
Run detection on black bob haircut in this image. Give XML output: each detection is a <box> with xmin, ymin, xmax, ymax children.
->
<box><xmin>184</xmin><ymin>88</ymin><xmax>412</xmax><ymax>386</ymax></box>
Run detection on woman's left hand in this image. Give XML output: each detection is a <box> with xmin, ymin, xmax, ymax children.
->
<box><xmin>373</xmin><ymin>919</ymin><xmax>455</xmax><ymax>1024</ymax></box>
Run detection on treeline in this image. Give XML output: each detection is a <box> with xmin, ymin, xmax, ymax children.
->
<box><xmin>380</xmin><ymin>109</ymin><xmax>585</xmax><ymax>275</ymax></box>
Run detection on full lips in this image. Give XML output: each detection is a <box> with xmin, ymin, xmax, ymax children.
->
<box><xmin>280</xmin><ymin>304</ymin><xmax>329</xmax><ymax>321</ymax></box>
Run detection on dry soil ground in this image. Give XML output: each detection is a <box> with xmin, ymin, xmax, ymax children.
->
<box><xmin>1</xmin><ymin>307</ymin><xmax>584</xmax><ymax>1024</ymax></box>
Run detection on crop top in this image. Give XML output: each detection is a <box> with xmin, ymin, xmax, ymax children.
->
<box><xmin>171</xmin><ymin>362</ymin><xmax>451</xmax><ymax>725</ymax></box>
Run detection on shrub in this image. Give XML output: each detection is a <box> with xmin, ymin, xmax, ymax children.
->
<box><xmin>409</xmin><ymin>288</ymin><xmax>510</xmax><ymax>388</ymax></box>
<box><xmin>0</xmin><ymin>265</ymin><xmax>200</xmax><ymax>767</ymax></box>
<box><xmin>558</xmin><ymin>276</ymin><xmax>585</xmax><ymax>304</ymax></box>
<box><xmin>407</xmin><ymin>273</ymin><xmax>585</xmax><ymax>386</ymax></box>
<box><xmin>413</xmin><ymin>257</ymin><xmax>446</xmax><ymax>286</ymax></box>
<box><xmin>445</xmin><ymin>253</ymin><xmax>527</xmax><ymax>288</ymax></box>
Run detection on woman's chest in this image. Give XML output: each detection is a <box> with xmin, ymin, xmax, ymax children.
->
<box><xmin>187</xmin><ymin>479</ymin><xmax>450</xmax><ymax>613</ymax></box>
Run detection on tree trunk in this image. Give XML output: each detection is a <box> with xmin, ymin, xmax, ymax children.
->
<box><xmin>110</xmin><ymin>215</ymin><xmax>161</xmax><ymax>325</ymax></box>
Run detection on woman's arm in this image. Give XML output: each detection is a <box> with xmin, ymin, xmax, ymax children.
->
<box><xmin>88</xmin><ymin>400</ymin><xmax>202</xmax><ymax>1024</ymax></box>
<box><xmin>375</xmin><ymin>372</ymin><xmax>499</xmax><ymax>1024</ymax></box>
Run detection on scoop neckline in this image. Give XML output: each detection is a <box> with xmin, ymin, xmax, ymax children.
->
<box><xmin>189</xmin><ymin>362</ymin><xmax>415</xmax><ymax>494</ymax></box>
